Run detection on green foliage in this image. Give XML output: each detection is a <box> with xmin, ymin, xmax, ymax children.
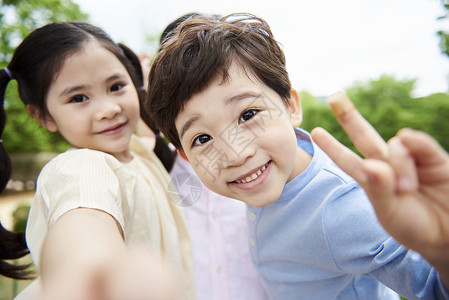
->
<box><xmin>0</xmin><ymin>0</ymin><xmax>88</xmax><ymax>64</ymax></box>
<box><xmin>437</xmin><ymin>0</ymin><xmax>449</xmax><ymax>57</ymax></box>
<box><xmin>12</xmin><ymin>204</ymin><xmax>30</xmax><ymax>232</ymax></box>
<box><xmin>300</xmin><ymin>75</ymin><xmax>449</xmax><ymax>152</ymax></box>
<box><xmin>1</xmin><ymin>0</ymin><xmax>88</xmax><ymax>153</ymax></box>
<box><xmin>4</xmin><ymin>82</ymin><xmax>70</xmax><ymax>153</ymax></box>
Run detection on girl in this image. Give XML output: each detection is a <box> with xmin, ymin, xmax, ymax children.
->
<box><xmin>1</xmin><ymin>21</ymin><xmax>193</xmax><ymax>299</ymax></box>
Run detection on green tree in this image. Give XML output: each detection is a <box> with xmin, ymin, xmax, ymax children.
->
<box><xmin>1</xmin><ymin>0</ymin><xmax>88</xmax><ymax>153</ymax></box>
<box><xmin>437</xmin><ymin>0</ymin><xmax>449</xmax><ymax>57</ymax></box>
<box><xmin>300</xmin><ymin>75</ymin><xmax>449</xmax><ymax>152</ymax></box>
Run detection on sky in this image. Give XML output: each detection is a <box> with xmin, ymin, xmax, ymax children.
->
<box><xmin>74</xmin><ymin>0</ymin><xmax>449</xmax><ymax>97</ymax></box>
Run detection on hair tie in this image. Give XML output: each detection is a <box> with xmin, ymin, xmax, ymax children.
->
<box><xmin>3</xmin><ymin>68</ymin><xmax>12</xmax><ymax>80</ymax></box>
<box><xmin>139</xmin><ymin>86</ymin><xmax>146</xmax><ymax>91</ymax></box>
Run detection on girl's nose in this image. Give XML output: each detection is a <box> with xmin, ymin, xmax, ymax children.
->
<box><xmin>96</xmin><ymin>99</ymin><xmax>121</xmax><ymax>120</ymax></box>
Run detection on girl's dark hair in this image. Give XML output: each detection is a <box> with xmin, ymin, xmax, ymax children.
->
<box><xmin>118</xmin><ymin>43</ymin><xmax>176</xmax><ymax>172</ymax></box>
<box><xmin>0</xmin><ymin>21</ymin><xmax>172</xmax><ymax>278</ymax></box>
<box><xmin>0</xmin><ymin>222</ymin><xmax>34</xmax><ymax>280</ymax></box>
<box><xmin>0</xmin><ymin>70</ymin><xmax>33</xmax><ymax>279</ymax></box>
<box><xmin>146</xmin><ymin>13</ymin><xmax>291</xmax><ymax>150</ymax></box>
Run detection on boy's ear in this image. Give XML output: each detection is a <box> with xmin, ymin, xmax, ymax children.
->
<box><xmin>287</xmin><ymin>89</ymin><xmax>302</xmax><ymax>128</ymax></box>
<box><xmin>26</xmin><ymin>105</ymin><xmax>58</xmax><ymax>132</ymax></box>
<box><xmin>177</xmin><ymin>149</ymin><xmax>189</xmax><ymax>162</ymax></box>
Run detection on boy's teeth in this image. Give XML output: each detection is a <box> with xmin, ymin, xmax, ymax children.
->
<box><xmin>235</xmin><ymin>163</ymin><xmax>268</xmax><ymax>184</ymax></box>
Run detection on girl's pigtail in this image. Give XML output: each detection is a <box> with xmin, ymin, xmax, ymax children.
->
<box><xmin>118</xmin><ymin>44</ymin><xmax>177</xmax><ymax>172</ymax></box>
<box><xmin>0</xmin><ymin>222</ymin><xmax>34</xmax><ymax>280</ymax></box>
<box><xmin>0</xmin><ymin>68</ymin><xmax>12</xmax><ymax>192</ymax></box>
<box><xmin>0</xmin><ymin>68</ymin><xmax>34</xmax><ymax>280</ymax></box>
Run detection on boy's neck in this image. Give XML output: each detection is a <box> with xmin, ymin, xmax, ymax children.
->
<box><xmin>288</xmin><ymin>145</ymin><xmax>313</xmax><ymax>182</ymax></box>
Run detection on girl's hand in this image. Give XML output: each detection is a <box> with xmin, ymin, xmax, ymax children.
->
<box><xmin>38</xmin><ymin>208</ymin><xmax>181</xmax><ymax>300</ymax></box>
<box><xmin>311</xmin><ymin>92</ymin><xmax>449</xmax><ymax>287</ymax></box>
<box><xmin>40</xmin><ymin>248</ymin><xmax>181</xmax><ymax>300</ymax></box>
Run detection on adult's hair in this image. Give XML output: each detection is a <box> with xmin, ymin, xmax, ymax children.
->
<box><xmin>146</xmin><ymin>13</ymin><xmax>291</xmax><ymax>150</ymax></box>
<box><xmin>118</xmin><ymin>43</ymin><xmax>176</xmax><ymax>172</ymax></box>
<box><xmin>0</xmin><ymin>21</ymin><xmax>145</xmax><ymax>279</ymax></box>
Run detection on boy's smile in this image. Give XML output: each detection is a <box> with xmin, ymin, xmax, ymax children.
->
<box><xmin>176</xmin><ymin>63</ymin><xmax>311</xmax><ymax>207</ymax></box>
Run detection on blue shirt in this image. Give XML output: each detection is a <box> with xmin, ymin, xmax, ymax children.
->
<box><xmin>246</xmin><ymin>129</ymin><xmax>448</xmax><ymax>299</ymax></box>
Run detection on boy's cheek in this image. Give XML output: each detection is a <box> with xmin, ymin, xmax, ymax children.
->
<box><xmin>192</xmin><ymin>165</ymin><xmax>223</xmax><ymax>194</ymax></box>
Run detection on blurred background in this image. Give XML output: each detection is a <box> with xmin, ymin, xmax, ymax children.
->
<box><xmin>0</xmin><ymin>0</ymin><xmax>448</xmax><ymax>299</ymax></box>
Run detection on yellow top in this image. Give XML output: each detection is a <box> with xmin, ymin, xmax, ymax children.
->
<box><xmin>21</xmin><ymin>135</ymin><xmax>194</xmax><ymax>299</ymax></box>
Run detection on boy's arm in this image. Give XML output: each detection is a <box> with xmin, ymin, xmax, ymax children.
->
<box><xmin>310</xmin><ymin>92</ymin><xmax>449</xmax><ymax>289</ymax></box>
<box><xmin>39</xmin><ymin>208</ymin><xmax>180</xmax><ymax>300</ymax></box>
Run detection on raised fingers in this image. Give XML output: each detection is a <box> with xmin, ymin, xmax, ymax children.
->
<box><xmin>327</xmin><ymin>92</ymin><xmax>388</xmax><ymax>160</ymax></box>
<box><xmin>311</xmin><ymin>127</ymin><xmax>366</xmax><ymax>183</ymax></box>
<box><xmin>387</xmin><ymin>136</ymin><xmax>418</xmax><ymax>193</ymax></box>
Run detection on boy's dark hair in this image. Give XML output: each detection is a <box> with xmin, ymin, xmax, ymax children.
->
<box><xmin>159</xmin><ymin>12</ymin><xmax>202</xmax><ymax>45</ymax></box>
<box><xmin>146</xmin><ymin>13</ymin><xmax>292</xmax><ymax>150</ymax></box>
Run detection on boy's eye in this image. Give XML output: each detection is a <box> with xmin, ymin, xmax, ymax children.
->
<box><xmin>111</xmin><ymin>83</ymin><xmax>125</xmax><ymax>92</ymax></box>
<box><xmin>69</xmin><ymin>95</ymin><xmax>88</xmax><ymax>103</ymax></box>
<box><xmin>192</xmin><ymin>134</ymin><xmax>212</xmax><ymax>146</ymax></box>
<box><xmin>239</xmin><ymin>109</ymin><xmax>258</xmax><ymax>123</ymax></box>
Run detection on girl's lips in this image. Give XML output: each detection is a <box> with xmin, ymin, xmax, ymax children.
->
<box><xmin>98</xmin><ymin>122</ymin><xmax>126</xmax><ymax>135</ymax></box>
<box><xmin>229</xmin><ymin>161</ymin><xmax>271</xmax><ymax>190</ymax></box>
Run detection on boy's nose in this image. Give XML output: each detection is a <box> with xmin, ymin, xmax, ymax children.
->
<box><xmin>217</xmin><ymin>137</ymin><xmax>256</xmax><ymax>169</ymax></box>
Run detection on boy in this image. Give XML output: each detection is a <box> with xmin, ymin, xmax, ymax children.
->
<box><xmin>146</xmin><ymin>13</ymin><xmax>448</xmax><ymax>299</ymax></box>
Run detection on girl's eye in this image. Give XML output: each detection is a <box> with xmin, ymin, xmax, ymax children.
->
<box><xmin>239</xmin><ymin>109</ymin><xmax>258</xmax><ymax>123</ymax></box>
<box><xmin>69</xmin><ymin>95</ymin><xmax>88</xmax><ymax>103</ymax></box>
<box><xmin>111</xmin><ymin>83</ymin><xmax>125</xmax><ymax>92</ymax></box>
<box><xmin>192</xmin><ymin>134</ymin><xmax>212</xmax><ymax>146</ymax></box>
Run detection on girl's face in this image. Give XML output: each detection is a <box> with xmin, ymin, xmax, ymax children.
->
<box><xmin>42</xmin><ymin>40</ymin><xmax>140</xmax><ymax>162</ymax></box>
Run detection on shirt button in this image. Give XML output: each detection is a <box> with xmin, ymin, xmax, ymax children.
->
<box><xmin>249</xmin><ymin>212</ymin><xmax>256</xmax><ymax>221</ymax></box>
<box><xmin>216</xmin><ymin>266</ymin><xmax>222</xmax><ymax>273</ymax></box>
<box><xmin>250</xmin><ymin>238</ymin><xmax>255</xmax><ymax>246</ymax></box>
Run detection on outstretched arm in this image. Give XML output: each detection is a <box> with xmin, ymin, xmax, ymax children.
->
<box><xmin>39</xmin><ymin>208</ymin><xmax>180</xmax><ymax>300</ymax></box>
<box><xmin>311</xmin><ymin>92</ymin><xmax>449</xmax><ymax>288</ymax></box>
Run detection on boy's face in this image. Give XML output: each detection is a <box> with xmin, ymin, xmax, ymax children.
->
<box><xmin>176</xmin><ymin>63</ymin><xmax>309</xmax><ymax>207</ymax></box>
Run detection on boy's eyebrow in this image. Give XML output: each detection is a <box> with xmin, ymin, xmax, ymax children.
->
<box><xmin>179</xmin><ymin>116</ymin><xmax>200</xmax><ymax>141</ymax></box>
<box><xmin>224</xmin><ymin>91</ymin><xmax>262</xmax><ymax>104</ymax></box>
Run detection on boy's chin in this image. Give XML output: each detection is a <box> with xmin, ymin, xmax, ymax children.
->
<box><xmin>241</xmin><ymin>197</ymin><xmax>277</xmax><ymax>208</ymax></box>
